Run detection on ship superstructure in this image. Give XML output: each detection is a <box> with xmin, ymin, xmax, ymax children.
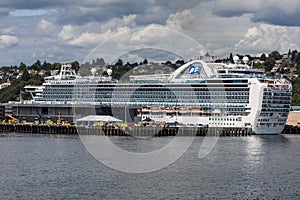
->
<box><xmin>25</xmin><ymin>57</ymin><xmax>292</xmax><ymax>134</ymax></box>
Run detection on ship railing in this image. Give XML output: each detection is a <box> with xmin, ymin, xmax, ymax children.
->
<box><xmin>129</xmin><ymin>74</ymin><xmax>171</xmax><ymax>82</ymax></box>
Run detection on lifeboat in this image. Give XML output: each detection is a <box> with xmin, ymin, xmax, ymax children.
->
<box><xmin>141</xmin><ymin>107</ymin><xmax>151</xmax><ymax>111</ymax></box>
<box><xmin>150</xmin><ymin>106</ymin><xmax>162</xmax><ymax>112</ymax></box>
<box><xmin>178</xmin><ymin>107</ymin><xmax>189</xmax><ymax>113</ymax></box>
<box><xmin>164</xmin><ymin>107</ymin><xmax>176</xmax><ymax>112</ymax></box>
<box><xmin>191</xmin><ymin>107</ymin><xmax>202</xmax><ymax>112</ymax></box>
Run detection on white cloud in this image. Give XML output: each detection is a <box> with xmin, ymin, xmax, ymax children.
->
<box><xmin>100</xmin><ymin>14</ymin><xmax>136</xmax><ymax>32</ymax></box>
<box><xmin>68</xmin><ymin>27</ymin><xmax>130</xmax><ymax>47</ymax></box>
<box><xmin>166</xmin><ymin>10</ymin><xmax>195</xmax><ymax>31</ymax></box>
<box><xmin>0</xmin><ymin>35</ymin><xmax>18</xmax><ymax>48</ymax></box>
<box><xmin>1</xmin><ymin>0</ymin><xmax>300</xmax><ymax>66</ymax></box>
<box><xmin>58</xmin><ymin>25</ymin><xmax>76</xmax><ymax>41</ymax></box>
<box><xmin>0</xmin><ymin>7</ymin><xmax>11</xmax><ymax>16</ymax></box>
<box><xmin>213</xmin><ymin>47</ymin><xmax>232</xmax><ymax>57</ymax></box>
<box><xmin>58</xmin><ymin>15</ymin><xmax>137</xmax><ymax>47</ymax></box>
<box><xmin>235</xmin><ymin>24</ymin><xmax>300</xmax><ymax>54</ymax></box>
<box><xmin>37</xmin><ymin>19</ymin><xmax>56</xmax><ymax>36</ymax></box>
<box><xmin>1</xmin><ymin>26</ymin><xmax>16</xmax><ymax>35</ymax></box>
<box><xmin>165</xmin><ymin>8</ymin><xmax>255</xmax><ymax>57</ymax></box>
<box><xmin>84</xmin><ymin>24</ymin><xmax>207</xmax><ymax>64</ymax></box>
<box><xmin>120</xmin><ymin>53</ymin><xmax>144</xmax><ymax>63</ymax></box>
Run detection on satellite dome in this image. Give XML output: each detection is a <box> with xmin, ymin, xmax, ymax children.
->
<box><xmin>233</xmin><ymin>56</ymin><xmax>239</xmax><ymax>63</ymax></box>
<box><xmin>91</xmin><ymin>68</ymin><xmax>97</xmax><ymax>75</ymax></box>
<box><xmin>107</xmin><ymin>69</ymin><xmax>113</xmax><ymax>76</ymax></box>
<box><xmin>242</xmin><ymin>56</ymin><xmax>249</xmax><ymax>64</ymax></box>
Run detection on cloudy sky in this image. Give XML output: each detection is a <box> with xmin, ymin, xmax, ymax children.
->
<box><xmin>0</xmin><ymin>0</ymin><xmax>300</xmax><ymax>66</ymax></box>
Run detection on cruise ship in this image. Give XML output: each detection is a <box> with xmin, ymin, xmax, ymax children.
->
<box><xmin>25</xmin><ymin>56</ymin><xmax>292</xmax><ymax>134</ymax></box>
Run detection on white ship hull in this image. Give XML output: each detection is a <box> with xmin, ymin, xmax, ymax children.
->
<box><xmin>26</xmin><ymin>59</ymin><xmax>292</xmax><ymax>135</ymax></box>
<box><xmin>253</xmin><ymin>126</ymin><xmax>285</xmax><ymax>135</ymax></box>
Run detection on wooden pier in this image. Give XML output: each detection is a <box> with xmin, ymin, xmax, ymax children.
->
<box><xmin>0</xmin><ymin>124</ymin><xmax>253</xmax><ymax>136</ymax></box>
<box><xmin>0</xmin><ymin>124</ymin><xmax>77</xmax><ymax>135</ymax></box>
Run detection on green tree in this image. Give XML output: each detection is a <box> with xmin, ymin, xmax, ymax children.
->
<box><xmin>295</xmin><ymin>52</ymin><xmax>300</xmax><ymax>65</ymax></box>
<box><xmin>95</xmin><ymin>58</ymin><xmax>105</xmax><ymax>66</ymax></box>
<box><xmin>295</xmin><ymin>64</ymin><xmax>300</xmax><ymax>75</ymax></box>
<box><xmin>41</xmin><ymin>60</ymin><xmax>52</xmax><ymax>70</ymax></box>
<box><xmin>115</xmin><ymin>59</ymin><xmax>123</xmax><ymax>66</ymax></box>
<box><xmin>21</xmin><ymin>69</ymin><xmax>31</xmax><ymax>81</ymax></box>
<box><xmin>281</xmin><ymin>61</ymin><xmax>292</xmax><ymax>73</ymax></box>
<box><xmin>175</xmin><ymin>60</ymin><xmax>185</xmax><ymax>67</ymax></box>
<box><xmin>143</xmin><ymin>59</ymin><xmax>148</xmax><ymax>65</ymax></box>
<box><xmin>165</xmin><ymin>61</ymin><xmax>172</xmax><ymax>66</ymax></box>
<box><xmin>253</xmin><ymin>62</ymin><xmax>264</xmax><ymax>69</ymax></box>
<box><xmin>292</xmin><ymin>77</ymin><xmax>300</xmax><ymax>105</ymax></box>
<box><xmin>229</xmin><ymin>53</ymin><xmax>234</xmax><ymax>63</ymax></box>
<box><xmin>270</xmin><ymin>51</ymin><xmax>282</xmax><ymax>60</ymax></box>
<box><xmin>264</xmin><ymin>57</ymin><xmax>275</xmax><ymax>71</ymax></box>
<box><xmin>260</xmin><ymin>53</ymin><xmax>267</xmax><ymax>61</ymax></box>
<box><xmin>71</xmin><ymin>61</ymin><xmax>80</xmax><ymax>73</ymax></box>
<box><xmin>291</xmin><ymin>50</ymin><xmax>297</xmax><ymax>61</ymax></box>
<box><xmin>19</xmin><ymin>62</ymin><xmax>27</xmax><ymax>72</ymax></box>
<box><xmin>52</xmin><ymin>62</ymin><xmax>62</xmax><ymax>70</ymax></box>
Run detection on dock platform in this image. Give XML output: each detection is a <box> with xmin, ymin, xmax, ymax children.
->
<box><xmin>0</xmin><ymin>124</ymin><xmax>253</xmax><ymax>136</ymax></box>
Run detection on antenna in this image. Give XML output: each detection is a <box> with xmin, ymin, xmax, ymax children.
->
<box><xmin>242</xmin><ymin>56</ymin><xmax>249</xmax><ymax>64</ymax></box>
<box><xmin>233</xmin><ymin>56</ymin><xmax>239</xmax><ymax>64</ymax></box>
<box><xmin>107</xmin><ymin>69</ymin><xmax>113</xmax><ymax>77</ymax></box>
<box><xmin>91</xmin><ymin>68</ymin><xmax>97</xmax><ymax>77</ymax></box>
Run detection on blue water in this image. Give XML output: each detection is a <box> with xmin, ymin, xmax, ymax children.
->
<box><xmin>0</xmin><ymin>133</ymin><xmax>299</xmax><ymax>199</ymax></box>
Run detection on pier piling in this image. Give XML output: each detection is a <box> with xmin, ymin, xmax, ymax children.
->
<box><xmin>0</xmin><ymin>124</ymin><xmax>258</xmax><ymax>136</ymax></box>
